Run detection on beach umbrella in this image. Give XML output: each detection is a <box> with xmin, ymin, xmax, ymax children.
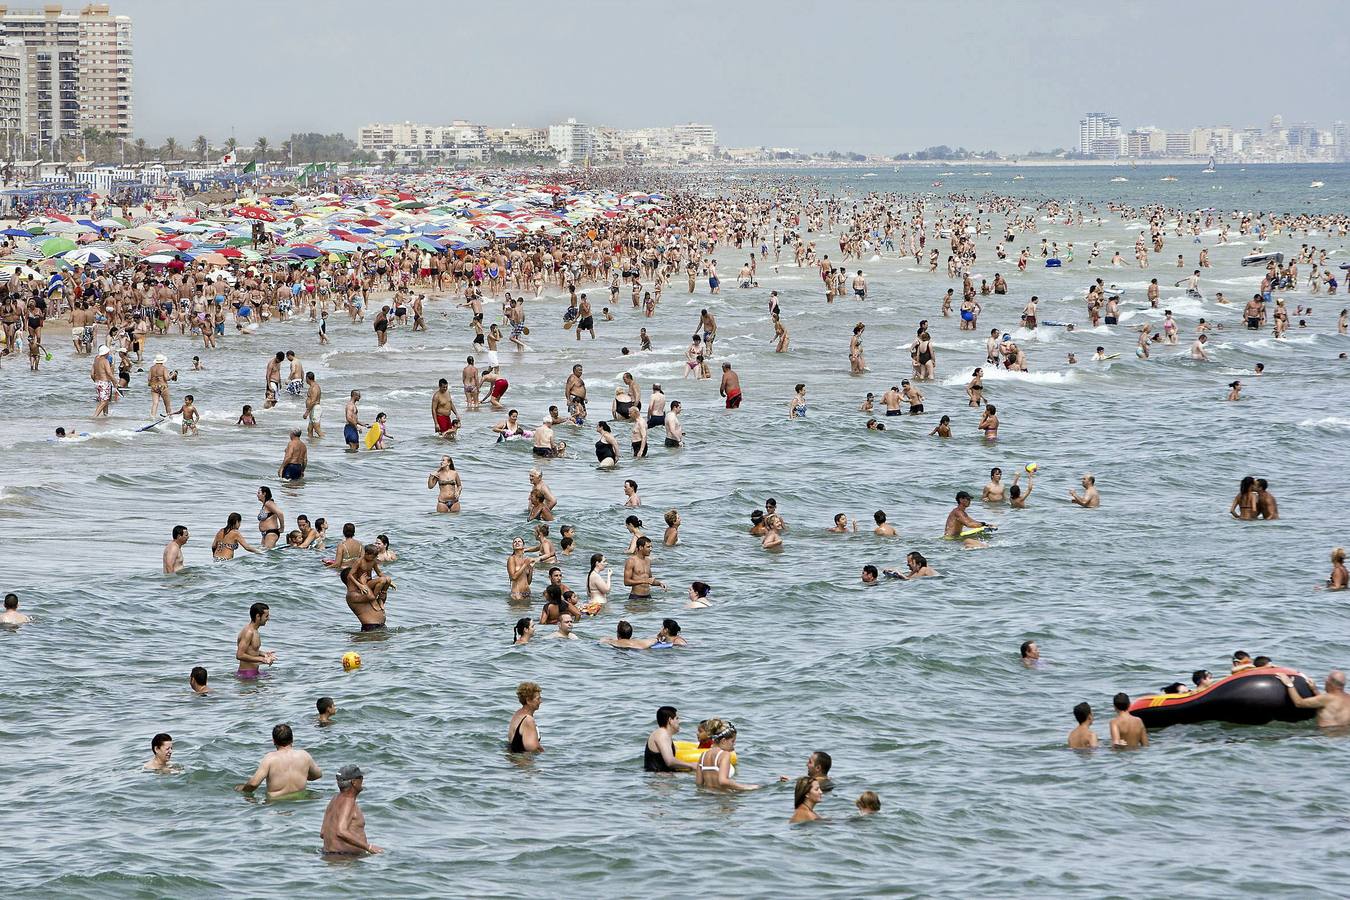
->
<box><xmin>195</xmin><ymin>252</ymin><xmax>229</xmax><ymax>266</ymax></box>
<box><xmin>39</xmin><ymin>237</ymin><xmax>77</xmax><ymax>257</ymax></box>
<box><xmin>143</xmin><ymin>254</ymin><xmax>175</xmax><ymax>264</ymax></box>
<box><xmin>120</xmin><ymin>226</ymin><xmax>162</xmax><ymax>241</ymax></box>
<box><xmin>287</xmin><ymin>246</ymin><xmax>321</xmax><ymax>259</ymax></box>
<box><xmin>1</xmin><ymin>228</ymin><xmax>32</xmax><ymax>237</ymax></box>
<box><xmin>217</xmin><ymin>246</ymin><xmax>244</xmax><ymax>258</ymax></box>
<box><xmin>233</xmin><ymin>206</ymin><xmax>277</xmax><ymax>222</ymax></box>
<box><xmin>65</xmin><ymin>247</ymin><xmax>114</xmax><ymax>266</ymax></box>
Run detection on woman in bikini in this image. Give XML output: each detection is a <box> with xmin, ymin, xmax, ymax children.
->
<box><xmin>255</xmin><ymin>486</ymin><xmax>284</xmax><ymax>549</ymax></box>
<box><xmin>1230</xmin><ymin>475</ymin><xmax>1259</xmax><ymax>520</ymax></box>
<box><xmin>507</xmin><ymin>682</ymin><xmax>543</xmax><ymax>753</ymax></box>
<box><xmin>427</xmin><ymin>455</ymin><xmax>462</xmax><ymax>512</ymax></box>
<box><xmin>212</xmin><ymin>512</ymin><xmax>259</xmax><ymax>560</ymax></box>
<box><xmin>695</xmin><ymin>722</ymin><xmax>758</xmax><ymax>791</ymax></box>
<box><xmin>966</xmin><ymin>368</ymin><xmax>985</xmax><ymax>407</ymax></box>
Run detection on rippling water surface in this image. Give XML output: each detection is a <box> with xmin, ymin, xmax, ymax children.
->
<box><xmin>2</xmin><ymin>165</ymin><xmax>1349</xmax><ymax>897</ymax></box>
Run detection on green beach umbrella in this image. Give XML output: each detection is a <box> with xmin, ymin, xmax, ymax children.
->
<box><xmin>40</xmin><ymin>237</ymin><xmax>77</xmax><ymax>257</ymax></box>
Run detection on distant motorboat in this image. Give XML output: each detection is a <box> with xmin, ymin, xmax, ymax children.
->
<box><xmin>1160</xmin><ymin>176</ymin><xmax>1178</xmax><ymax>182</ymax></box>
<box><xmin>1012</xmin><ymin>174</ymin><xmax>1025</xmax><ymax>180</ymax></box>
<box><xmin>1110</xmin><ymin>176</ymin><xmax>1128</xmax><ymax>182</ymax></box>
<box><xmin>1310</xmin><ymin>181</ymin><xmax>1325</xmax><ymax>188</ymax></box>
<box><xmin>861</xmin><ymin>172</ymin><xmax>877</xmax><ymax>177</ymax></box>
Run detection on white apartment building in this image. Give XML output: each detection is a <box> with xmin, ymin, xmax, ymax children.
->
<box><xmin>0</xmin><ymin>4</ymin><xmax>133</xmax><ymax>141</ymax></box>
<box><xmin>357</xmin><ymin>121</ymin><xmax>485</xmax><ymax>153</ymax></box>
<box><xmin>547</xmin><ymin>118</ymin><xmax>595</xmax><ymax>164</ymax></box>
<box><xmin>0</xmin><ymin>37</ymin><xmax>24</xmax><ymax>153</ymax></box>
<box><xmin>1078</xmin><ymin>112</ymin><xmax>1120</xmax><ymax>156</ymax></box>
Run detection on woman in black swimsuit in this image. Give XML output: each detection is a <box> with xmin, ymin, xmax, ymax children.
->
<box><xmin>507</xmin><ymin>681</ymin><xmax>543</xmax><ymax>752</ymax></box>
<box><xmin>594</xmin><ymin>421</ymin><xmax>620</xmax><ymax>466</ymax></box>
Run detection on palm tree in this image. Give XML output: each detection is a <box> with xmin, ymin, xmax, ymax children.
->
<box><xmin>194</xmin><ymin>135</ymin><xmax>208</xmax><ymax>161</ymax></box>
<box><xmin>163</xmin><ymin>136</ymin><xmax>179</xmax><ymax>160</ymax></box>
<box><xmin>133</xmin><ymin>137</ymin><xmax>147</xmax><ymax>163</ymax></box>
<box><xmin>225</xmin><ymin>136</ymin><xmax>238</xmax><ymax>155</ymax></box>
<box><xmin>280</xmin><ymin>139</ymin><xmax>292</xmax><ymax>165</ymax></box>
<box><xmin>254</xmin><ymin>136</ymin><xmax>269</xmax><ymax>163</ymax></box>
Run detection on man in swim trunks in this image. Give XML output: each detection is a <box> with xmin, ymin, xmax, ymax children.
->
<box><xmin>944</xmin><ymin>492</ymin><xmax>990</xmax><ymax>548</ymax></box>
<box><xmin>304</xmin><ymin>372</ymin><xmax>323</xmax><ymax>439</ymax></box>
<box><xmin>881</xmin><ymin>386</ymin><xmax>903</xmax><ymax>417</ymax></box>
<box><xmin>431</xmin><ymin>378</ymin><xmax>460</xmax><ymax>438</ymax></box>
<box><xmin>900</xmin><ymin>380</ymin><xmax>924</xmax><ymax>414</ymax></box>
<box><xmin>462</xmin><ymin>356</ymin><xmax>482</xmax><ymax>410</ymax></box>
<box><xmin>235</xmin><ymin>602</ymin><xmax>276</xmax><ymax>678</ymax></box>
<box><xmin>343</xmin><ymin>543</ymin><xmax>393</xmax><ymax>630</ymax></box>
<box><xmin>1278</xmin><ymin>671</ymin><xmax>1350</xmax><ymax>727</ymax></box>
<box><xmin>285</xmin><ymin>351</ymin><xmax>304</xmax><ymax>396</ymax></box>
<box><xmin>623</xmin><ymin>536</ymin><xmax>666</xmax><ymax>599</ymax></box>
<box><xmin>1243</xmin><ymin>295</ymin><xmax>1263</xmax><ymax>330</ymax></box>
<box><xmin>487</xmin><ymin>373</ymin><xmax>510</xmax><ymax>411</ymax></box>
<box><xmin>663</xmin><ymin>401</ymin><xmax>684</xmax><ymax>447</ymax></box>
<box><xmin>236</xmin><ymin>723</ymin><xmax>322</xmax><ymax>799</ymax></box>
<box><xmin>91</xmin><ymin>345</ymin><xmax>116</xmax><ymax>416</ymax></box>
<box><xmin>344</xmin><ymin>391</ymin><xmax>365</xmax><ymax>451</ymax></box>
<box><xmin>533</xmin><ymin>416</ymin><xmax>559</xmax><ymax>457</ymax></box>
<box><xmin>719</xmin><ymin>362</ymin><xmax>742</xmax><ymax>409</ymax></box>
<box><xmin>278</xmin><ymin>429</ymin><xmax>307</xmax><ymax>481</ymax></box>
<box><xmin>564</xmin><ymin>364</ymin><xmax>587</xmax><ymax>416</ymax></box>
<box><xmin>574</xmin><ymin>293</ymin><xmax>595</xmax><ymax>341</ymax></box>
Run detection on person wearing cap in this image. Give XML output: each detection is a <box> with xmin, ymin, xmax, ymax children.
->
<box><xmin>148</xmin><ymin>354</ymin><xmax>171</xmax><ymax>418</ymax></box>
<box><xmin>91</xmin><ymin>344</ymin><xmax>116</xmax><ymax>416</ymax></box>
<box><xmin>532</xmin><ymin>414</ymin><xmax>559</xmax><ymax>458</ymax></box>
<box><xmin>321</xmin><ymin>765</ymin><xmax>382</xmax><ymax>855</ymax></box>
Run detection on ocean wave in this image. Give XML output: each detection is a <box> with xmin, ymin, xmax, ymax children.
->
<box><xmin>941</xmin><ymin>368</ymin><xmax>1079</xmax><ymax>386</ymax></box>
<box><xmin>1297</xmin><ymin>416</ymin><xmax>1350</xmax><ymax>432</ymax></box>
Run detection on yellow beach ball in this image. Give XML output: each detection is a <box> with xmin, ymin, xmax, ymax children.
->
<box><xmin>1025</xmin><ymin>463</ymin><xmax>1038</xmax><ymax>474</ymax></box>
<box><xmin>341</xmin><ymin>651</ymin><xmax>362</xmax><ymax>672</ymax></box>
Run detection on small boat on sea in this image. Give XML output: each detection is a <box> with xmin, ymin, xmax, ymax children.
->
<box><xmin>1129</xmin><ymin>667</ymin><xmax>1315</xmax><ymax>728</ymax></box>
<box><xmin>1160</xmin><ymin>176</ymin><xmax>1178</xmax><ymax>182</ymax></box>
<box><xmin>1241</xmin><ymin>251</ymin><xmax>1284</xmax><ymax>267</ymax></box>
<box><xmin>1310</xmin><ymin>181</ymin><xmax>1325</xmax><ymax>188</ymax></box>
<box><xmin>1110</xmin><ymin>177</ymin><xmax>1128</xmax><ymax>183</ymax></box>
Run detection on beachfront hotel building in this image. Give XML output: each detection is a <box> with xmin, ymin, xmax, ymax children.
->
<box><xmin>0</xmin><ymin>37</ymin><xmax>25</xmax><ymax>155</ymax></box>
<box><xmin>356</xmin><ymin>118</ymin><xmax>719</xmax><ymax>165</ymax></box>
<box><xmin>1078</xmin><ymin>112</ymin><xmax>1123</xmax><ymax>157</ymax></box>
<box><xmin>0</xmin><ymin>3</ymin><xmax>133</xmax><ymax>146</ymax></box>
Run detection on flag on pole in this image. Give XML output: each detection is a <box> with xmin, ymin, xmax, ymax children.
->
<box><xmin>220</xmin><ymin>151</ymin><xmax>236</xmax><ymax>165</ymax></box>
<box><xmin>242</xmin><ymin>160</ymin><xmax>257</xmax><ymax>174</ymax></box>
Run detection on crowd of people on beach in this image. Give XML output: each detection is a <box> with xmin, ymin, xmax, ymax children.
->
<box><xmin>4</xmin><ymin>167</ymin><xmax>1349</xmax><ymax>850</ymax></box>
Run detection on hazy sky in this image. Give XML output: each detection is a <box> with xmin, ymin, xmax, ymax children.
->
<box><xmin>120</xmin><ymin>0</ymin><xmax>1348</xmax><ymax>152</ymax></box>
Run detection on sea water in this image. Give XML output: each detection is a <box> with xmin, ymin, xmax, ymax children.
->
<box><xmin>1</xmin><ymin>164</ymin><xmax>1348</xmax><ymax>896</ymax></box>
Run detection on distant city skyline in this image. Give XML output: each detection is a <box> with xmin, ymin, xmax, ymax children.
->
<box><xmin>111</xmin><ymin>0</ymin><xmax>1349</xmax><ymax>153</ymax></box>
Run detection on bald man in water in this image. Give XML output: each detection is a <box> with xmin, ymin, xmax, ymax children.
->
<box><xmin>1279</xmin><ymin>671</ymin><xmax>1350</xmax><ymax>728</ymax></box>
